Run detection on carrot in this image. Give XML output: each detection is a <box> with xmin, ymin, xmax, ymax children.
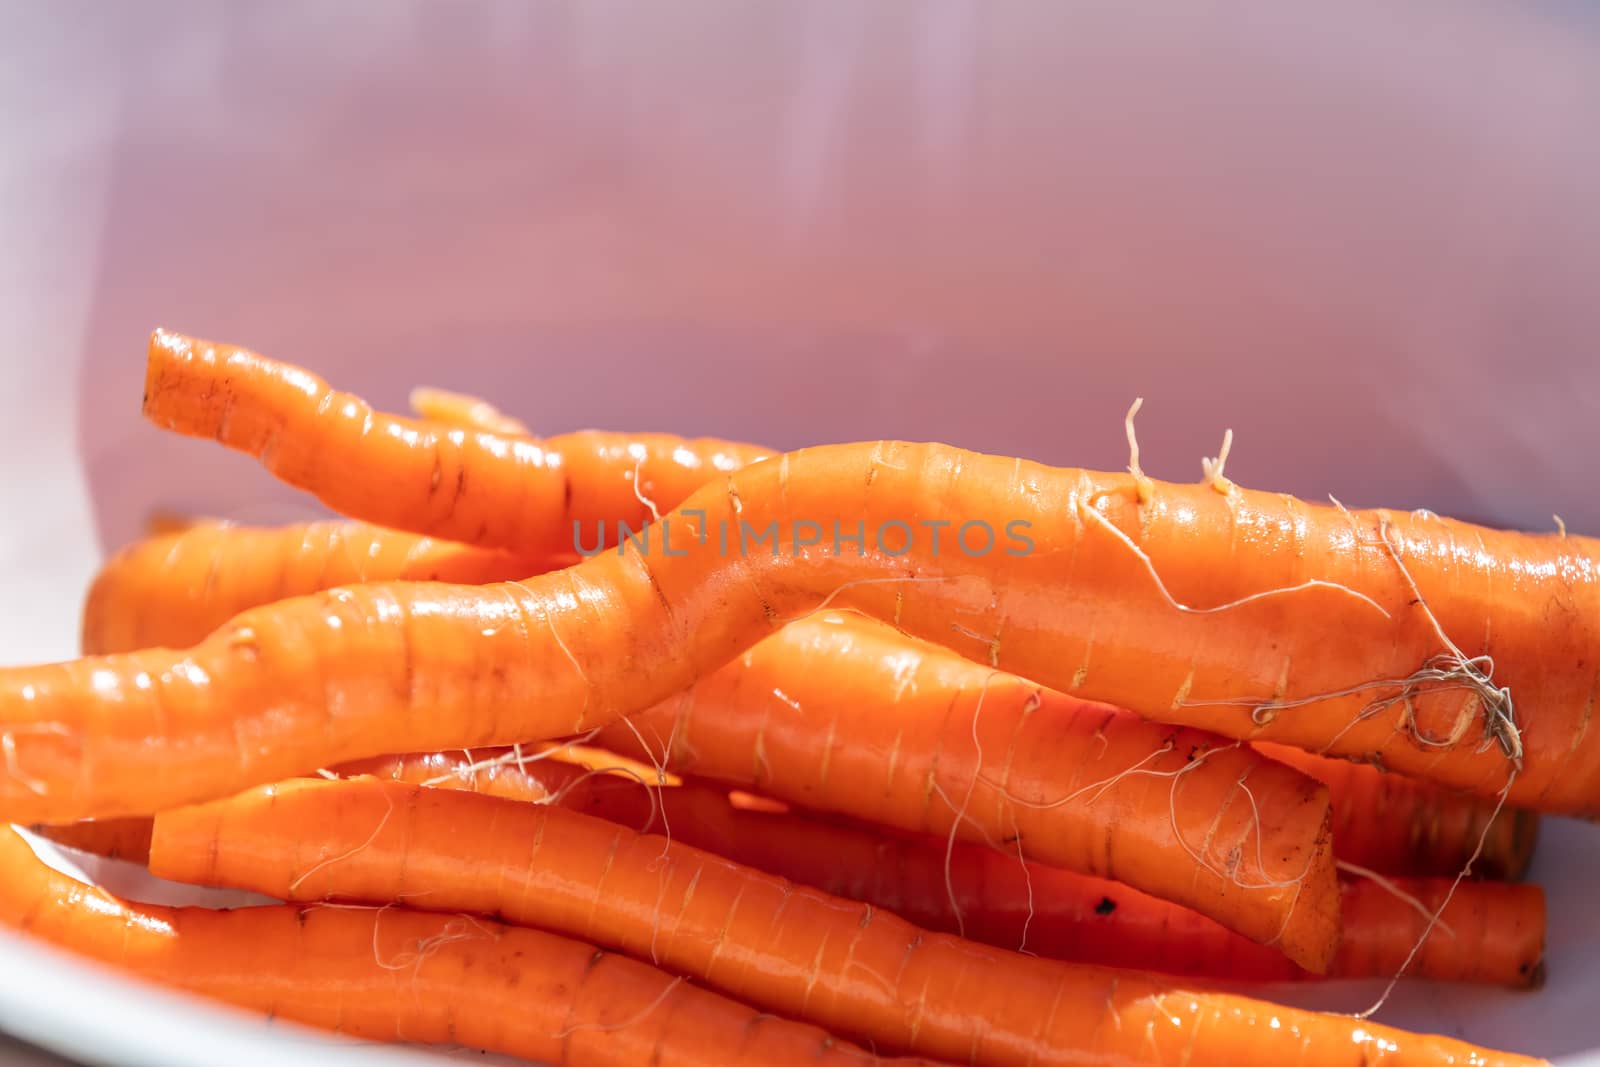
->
<box><xmin>80</xmin><ymin>518</ymin><xmax>1534</xmax><ymax>889</ymax></box>
<box><xmin>36</xmin><ymin>748</ymin><xmax>1544</xmax><ymax>989</ymax></box>
<box><xmin>147</xmin><ymin>777</ymin><xmax>1542</xmax><ymax>1067</ymax></box>
<box><xmin>782</xmin><ymin>832</ymin><xmax>1546</xmax><ymax>989</ymax></box>
<box><xmin>408</xmin><ymin>385</ymin><xmax>530</xmax><ymax>435</ymax></box>
<box><xmin>30</xmin><ymin>816</ymin><xmax>153</xmax><ymax>864</ymax></box>
<box><xmin>1257</xmin><ymin>742</ymin><xmax>1538</xmax><ymax>880</ymax></box>
<box><xmin>358</xmin><ymin>751</ymin><xmax>1545</xmax><ymax>988</ymax></box>
<box><xmin>10</xmin><ymin>404</ymin><xmax>1597</xmax><ymax>825</ymax></box>
<box><xmin>81</xmin><ymin>520</ymin><xmax>572</xmax><ymax>654</ymax></box>
<box><xmin>0</xmin><ymin>828</ymin><xmax>908</xmax><ymax>1067</ymax></box>
<box><xmin>143</xmin><ymin>330</ymin><xmax>770</xmax><ymax>553</ymax></box>
<box><xmin>582</xmin><ymin>613</ymin><xmax>1339</xmax><ymax>968</ymax></box>
<box><xmin>140</xmin><ymin>343</ymin><xmax>1599</xmax><ymax>809</ymax></box>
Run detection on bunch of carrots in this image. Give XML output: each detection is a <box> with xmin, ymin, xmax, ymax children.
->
<box><xmin>3</xmin><ymin>328</ymin><xmax>1590</xmax><ymax>1065</ymax></box>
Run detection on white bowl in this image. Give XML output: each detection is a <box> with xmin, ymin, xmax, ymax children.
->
<box><xmin>3</xmin><ymin>3</ymin><xmax>1598</xmax><ymax>1063</ymax></box>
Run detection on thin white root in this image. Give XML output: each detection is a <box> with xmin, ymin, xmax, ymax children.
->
<box><xmin>1555</xmin><ymin>514</ymin><xmax>1568</xmax><ymax>538</ymax></box>
<box><xmin>1124</xmin><ymin>397</ymin><xmax>1155</xmax><ymax>506</ymax></box>
<box><xmin>536</xmin><ymin>764</ymin><xmax>663</xmax><ymax>835</ymax></box>
<box><xmin>288</xmin><ymin>792</ymin><xmax>395</xmax><ymax>893</ymax></box>
<box><xmin>553</xmin><ymin>975</ymin><xmax>686</xmax><ymax>1038</ymax></box>
<box><xmin>940</xmin><ymin>672</ymin><xmax>998</xmax><ymax>938</ymax></box>
<box><xmin>1181</xmin><ymin>500</ymin><xmax>1521</xmax><ymax>764</ymax></box>
<box><xmin>1356</xmin><ymin>504</ymin><xmax>1520</xmax><ymax>765</ymax></box>
<box><xmin>1356</xmin><ymin>772</ymin><xmax>1515</xmax><ymax>1018</ymax></box>
<box><xmin>1200</xmin><ymin>428</ymin><xmax>1237</xmax><ymax>496</ymax></box>
<box><xmin>1163</xmin><ymin>754</ymin><xmax>1311</xmax><ymax>893</ymax></box>
<box><xmin>375</xmin><ymin>913</ymin><xmax>489</xmax><ymax>972</ymax></box>
<box><xmin>420</xmin><ymin>731</ymin><xmax>604</xmax><ymax>789</ymax></box>
<box><xmin>1011</xmin><ymin>820</ymin><xmax>1037</xmax><ymax>956</ymax></box>
<box><xmin>1335</xmin><ymin>860</ymin><xmax>1456</xmax><ymax>938</ymax></box>
<box><xmin>631</xmin><ymin>454</ymin><xmax>664</xmax><ymax>524</ymax></box>
<box><xmin>978</xmin><ymin>739</ymin><xmax>1306</xmax><ymax>893</ymax></box>
<box><xmin>1081</xmin><ymin>503</ymin><xmax>1391</xmax><ymax>619</ymax></box>
<box><xmin>618</xmin><ymin>715</ymin><xmax>676</xmax><ymax>866</ymax></box>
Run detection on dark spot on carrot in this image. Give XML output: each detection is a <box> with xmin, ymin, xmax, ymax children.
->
<box><xmin>1000</xmin><ymin>834</ymin><xmax>1020</xmax><ymax>845</ymax></box>
<box><xmin>453</xmin><ymin>463</ymin><xmax>467</xmax><ymax>504</ymax></box>
<box><xmin>1095</xmin><ymin>897</ymin><xmax>1117</xmax><ymax>916</ymax></box>
<box><xmin>585</xmin><ymin>949</ymin><xmax>607</xmax><ymax>973</ymax></box>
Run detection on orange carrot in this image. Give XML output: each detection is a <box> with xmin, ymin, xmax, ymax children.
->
<box><xmin>37</xmin><ymin>750</ymin><xmax>1543</xmax><ymax>989</ymax></box>
<box><xmin>81</xmin><ymin>520</ymin><xmax>572</xmax><ymax>654</ymax></box>
<box><xmin>357</xmin><ymin>752</ymin><xmax>1544</xmax><ymax>988</ymax></box>
<box><xmin>143</xmin><ymin>330</ymin><xmax>770</xmax><ymax>553</ymax></box>
<box><xmin>80</xmin><ymin>521</ymin><xmax>1531</xmax><ymax>886</ymax></box>
<box><xmin>137</xmin><ymin>338</ymin><xmax>1596</xmax><ymax>811</ymax></box>
<box><xmin>12</xmin><ymin>367</ymin><xmax>1599</xmax><ymax>826</ymax></box>
<box><xmin>148</xmin><ymin>777</ymin><xmax>1541</xmax><ymax>1067</ymax></box>
<box><xmin>30</xmin><ymin>816</ymin><xmax>153</xmax><ymax>864</ymax></box>
<box><xmin>408</xmin><ymin>385</ymin><xmax>530</xmax><ymax>436</ymax></box>
<box><xmin>0</xmin><ymin>828</ymin><xmax>907</xmax><ymax>1067</ymax></box>
<box><xmin>1257</xmin><ymin>742</ymin><xmax>1538</xmax><ymax>880</ymax></box>
<box><xmin>586</xmin><ymin>613</ymin><xmax>1339</xmax><ymax>969</ymax></box>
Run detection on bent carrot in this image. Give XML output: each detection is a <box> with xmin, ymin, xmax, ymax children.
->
<box><xmin>148</xmin><ymin>777</ymin><xmax>1541</xmax><ymax>1067</ymax></box>
<box><xmin>362</xmin><ymin>751</ymin><xmax>1545</xmax><ymax>988</ymax></box>
<box><xmin>592</xmin><ymin>614</ymin><xmax>1339</xmax><ymax>970</ymax></box>
<box><xmin>408</xmin><ymin>385</ymin><xmax>530</xmax><ymax>436</ymax></box>
<box><xmin>39</xmin><ymin>749</ymin><xmax>1543</xmax><ymax>989</ymax></box>
<box><xmin>1257</xmin><ymin>742</ymin><xmax>1538</xmax><ymax>880</ymax></box>
<box><xmin>6</xmin><ymin>435</ymin><xmax>1593</xmax><ymax>825</ymax></box>
<box><xmin>139</xmin><ymin>343</ymin><xmax>1600</xmax><ymax>810</ymax></box>
<box><xmin>81</xmin><ymin>520</ymin><xmax>572</xmax><ymax>655</ymax></box>
<box><xmin>0</xmin><ymin>829</ymin><xmax>905</xmax><ymax>1067</ymax></box>
<box><xmin>80</xmin><ymin>522</ymin><xmax>1535</xmax><ymax>887</ymax></box>
<box><xmin>141</xmin><ymin>335</ymin><xmax>1600</xmax><ymax>810</ymax></box>
<box><xmin>143</xmin><ymin>330</ymin><xmax>770</xmax><ymax>554</ymax></box>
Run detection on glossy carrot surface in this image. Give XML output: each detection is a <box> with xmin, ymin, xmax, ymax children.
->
<box><xmin>149</xmin><ymin>777</ymin><xmax>1542</xmax><ymax>1067</ymax></box>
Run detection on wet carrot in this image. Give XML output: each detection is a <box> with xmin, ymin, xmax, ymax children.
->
<box><xmin>0</xmin><ymin>828</ymin><xmax>907</xmax><ymax>1067</ymax></box>
<box><xmin>147</xmin><ymin>777</ymin><xmax>1542</xmax><ymax>1067</ymax></box>
<box><xmin>408</xmin><ymin>385</ymin><xmax>530</xmax><ymax>436</ymax></box>
<box><xmin>81</xmin><ymin>520</ymin><xmax>571</xmax><ymax>654</ymax></box>
<box><xmin>139</xmin><ymin>342</ymin><xmax>1599</xmax><ymax>810</ymax></box>
<box><xmin>37</xmin><ymin>750</ymin><xmax>1543</xmax><ymax>989</ymax></box>
<box><xmin>591</xmin><ymin>613</ymin><xmax>1338</xmax><ymax>970</ymax></box>
<box><xmin>359</xmin><ymin>752</ymin><xmax>1543</xmax><ymax>987</ymax></box>
<box><xmin>143</xmin><ymin>329</ymin><xmax>770</xmax><ymax>554</ymax></box>
<box><xmin>30</xmin><ymin>816</ymin><xmax>153</xmax><ymax>864</ymax></box>
<box><xmin>80</xmin><ymin>518</ymin><xmax>1533</xmax><ymax>888</ymax></box>
<box><xmin>1257</xmin><ymin>742</ymin><xmax>1538</xmax><ymax>880</ymax></box>
<box><xmin>6</xmin><ymin>431</ymin><xmax>1593</xmax><ymax>829</ymax></box>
